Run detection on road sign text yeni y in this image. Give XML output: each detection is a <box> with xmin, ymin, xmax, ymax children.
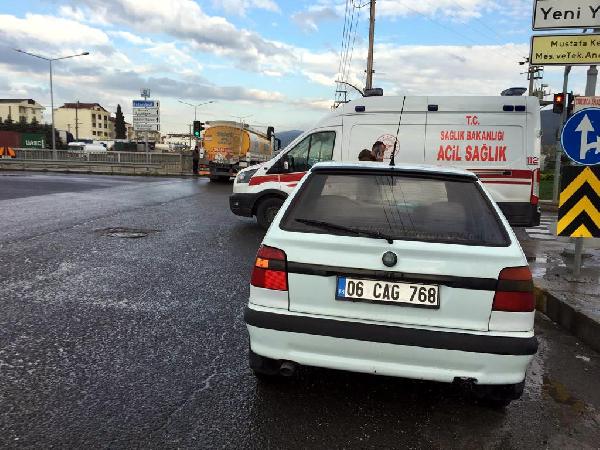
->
<box><xmin>533</xmin><ymin>0</ymin><xmax>600</xmax><ymax>30</ymax></box>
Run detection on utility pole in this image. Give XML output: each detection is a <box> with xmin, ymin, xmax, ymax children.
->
<box><xmin>365</xmin><ymin>0</ymin><xmax>376</xmax><ymax>90</ymax></box>
<box><xmin>528</xmin><ymin>66</ymin><xmax>543</xmax><ymax>96</ymax></box>
<box><xmin>75</xmin><ymin>100</ymin><xmax>79</xmax><ymax>140</ymax></box>
<box><xmin>552</xmin><ymin>65</ymin><xmax>571</xmax><ymax>202</ymax></box>
<box><xmin>49</xmin><ymin>59</ymin><xmax>55</xmax><ymax>156</ymax></box>
<box><xmin>528</xmin><ymin>67</ymin><xmax>535</xmax><ymax>95</ymax></box>
<box><xmin>141</xmin><ymin>89</ymin><xmax>150</xmax><ymax>155</ymax></box>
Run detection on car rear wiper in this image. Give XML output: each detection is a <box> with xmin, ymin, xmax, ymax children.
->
<box><xmin>295</xmin><ymin>218</ymin><xmax>394</xmax><ymax>244</ymax></box>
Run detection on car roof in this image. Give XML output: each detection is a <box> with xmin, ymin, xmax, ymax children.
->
<box><xmin>310</xmin><ymin>162</ymin><xmax>478</xmax><ymax>179</ymax></box>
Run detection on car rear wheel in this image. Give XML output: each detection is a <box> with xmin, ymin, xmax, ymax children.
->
<box><xmin>256</xmin><ymin>197</ymin><xmax>284</xmax><ymax>229</ymax></box>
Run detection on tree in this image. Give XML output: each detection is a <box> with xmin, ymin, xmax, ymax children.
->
<box><xmin>115</xmin><ymin>104</ymin><xmax>126</xmax><ymax>139</ymax></box>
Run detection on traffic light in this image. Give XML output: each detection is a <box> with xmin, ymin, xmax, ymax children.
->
<box><xmin>553</xmin><ymin>93</ymin><xmax>565</xmax><ymax>114</ymax></box>
<box><xmin>193</xmin><ymin>121</ymin><xmax>205</xmax><ymax>137</ymax></box>
<box><xmin>567</xmin><ymin>93</ymin><xmax>575</xmax><ymax>116</ymax></box>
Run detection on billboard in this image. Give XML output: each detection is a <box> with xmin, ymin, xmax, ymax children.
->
<box><xmin>20</xmin><ymin>133</ymin><xmax>45</xmax><ymax>149</ymax></box>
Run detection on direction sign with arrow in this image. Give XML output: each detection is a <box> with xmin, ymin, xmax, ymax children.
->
<box><xmin>561</xmin><ymin>108</ymin><xmax>600</xmax><ymax>166</ymax></box>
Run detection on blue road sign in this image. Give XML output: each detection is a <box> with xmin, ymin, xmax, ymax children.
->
<box><xmin>133</xmin><ymin>100</ymin><xmax>157</xmax><ymax>108</ymax></box>
<box><xmin>561</xmin><ymin>108</ymin><xmax>600</xmax><ymax>166</ymax></box>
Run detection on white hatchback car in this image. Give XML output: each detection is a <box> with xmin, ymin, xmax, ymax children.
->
<box><xmin>245</xmin><ymin>162</ymin><xmax>537</xmax><ymax>406</ymax></box>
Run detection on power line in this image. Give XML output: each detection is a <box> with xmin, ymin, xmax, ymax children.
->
<box><xmin>340</xmin><ymin>4</ymin><xmax>358</xmax><ymax>83</ymax></box>
<box><xmin>335</xmin><ymin>0</ymin><xmax>352</xmax><ymax>106</ymax></box>
<box><xmin>396</xmin><ymin>0</ymin><xmax>526</xmax><ymax>65</ymax></box>
<box><xmin>334</xmin><ymin>0</ymin><xmax>362</xmax><ymax>107</ymax></box>
<box><xmin>445</xmin><ymin>0</ymin><xmax>527</xmax><ymax>61</ymax></box>
<box><xmin>342</xmin><ymin>6</ymin><xmax>362</xmax><ymax>89</ymax></box>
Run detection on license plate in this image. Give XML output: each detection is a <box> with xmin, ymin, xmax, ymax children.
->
<box><xmin>336</xmin><ymin>277</ymin><xmax>440</xmax><ymax>308</ymax></box>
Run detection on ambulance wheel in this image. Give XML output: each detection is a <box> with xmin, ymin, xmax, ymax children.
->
<box><xmin>256</xmin><ymin>197</ymin><xmax>284</xmax><ymax>229</ymax></box>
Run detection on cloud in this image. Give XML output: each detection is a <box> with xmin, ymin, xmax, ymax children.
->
<box><xmin>58</xmin><ymin>5</ymin><xmax>86</xmax><ymax>21</ymax></box>
<box><xmin>333</xmin><ymin>42</ymin><xmax>530</xmax><ymax>97</ymax></box>
<box><xmin>0</xmin><ymin>13</ymin><xmax>109</xmax><ymax>48</ymax></box>
<box><xmin>317</xmin><ymin>0</ymin><xmax>503</xmax><ymax>22</ymax></box>
<box><xmin>143</xmin><ymin>42</ymin><xmax>200</xmax><ymax>69</ymax></box>
<box><xmin>212</xmin><ymin>0</ymin><xmax>281</xmax><ymax>16</ymax></box>
<box><xmin>70</xmin><ymin>0</ymin><xmax>293</xmax><ymax>73</ymax></box>
<box><xmin>369</xmin><ymin>0</ymin><xmax>498</xmax><ymax>21</ymax></box>
<box><xmin>292</xmin><ymin>6</ymin><xmax>339</xmax><ymax>32</ymax></box>
<box><xmin>110</xmin><ymin>31</ymin><xmax>154</xmax><ymax>46</ymax></box>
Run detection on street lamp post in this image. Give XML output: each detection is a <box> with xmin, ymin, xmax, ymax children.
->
<box><xmin>15</xmin><ymin>49</ymin><xmax>89</xmax><ymax>160</ymax></box>
<box><xmin>178</xmin><ymin>99</ymin><xmax>215</xmax><ymax>121</ymax></box>
<box><xmin>178</xmin><ymin>100</ymin><xmax>215</xmax><ymax>149</ymax></box>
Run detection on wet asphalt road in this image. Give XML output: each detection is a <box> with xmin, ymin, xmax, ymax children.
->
<box><xmin>1</xmin><ymin>172</ymin><xmax>599</xmax><ymax>449</ymax></box>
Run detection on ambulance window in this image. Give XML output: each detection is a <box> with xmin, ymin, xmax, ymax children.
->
<box><xmin>307</xmin><ymin>131</ymin><xmax>335</xmax><ymax>166</ymax></box>
<box><xmin>287</xmin><ymin>136</ymin><xmax>311</xmax><ymax>172</ymax></box>
<box><xmin>285</xmin><ymin>131</ymin><xmax>336</xmax><ymax>173</ymax></box>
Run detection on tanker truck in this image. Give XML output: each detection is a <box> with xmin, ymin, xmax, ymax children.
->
<box><xmin>201</xmin><ymin>121</ymin><xmax>276</xmax><ymax>182</ymax></box>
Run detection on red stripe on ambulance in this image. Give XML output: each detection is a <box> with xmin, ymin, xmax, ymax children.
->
<box><xmin>248</xmin><ymin>174</ymin><xmax>280</xmax><ymax>186</ymax></box>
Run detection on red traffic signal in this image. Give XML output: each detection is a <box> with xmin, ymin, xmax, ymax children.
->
<box><xmin>553</xmin><ymin>93</ymin><xmax>565</xmax><ymax>114</ymax></box>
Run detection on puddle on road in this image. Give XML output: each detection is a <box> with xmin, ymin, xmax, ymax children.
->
<box><xmin>95</xmin><ymin>227</ymin><xmax>160</xmax><ymax>239</ymax></box>
<box><xmin>543</xmin><ymin>377</ymin><xmax>586</xmax><ymax>414</ymax></box>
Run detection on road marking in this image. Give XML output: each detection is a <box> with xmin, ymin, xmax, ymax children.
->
<box><xmin>525</xmin><ymin>214</ymin><xmax>557</xmax><ymax>240</ymax></box>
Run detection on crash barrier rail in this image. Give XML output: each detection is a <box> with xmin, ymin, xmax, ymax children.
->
<box><xmin>2</xmin><ymin>148</ymin><xmax>195</xmax><ymax>175</ymax></box>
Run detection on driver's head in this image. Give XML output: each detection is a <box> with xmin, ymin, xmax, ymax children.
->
<box><xmin>372</xmin><ymin>141</ymin><xmax>386</xmax><ymax>161</ymax></box>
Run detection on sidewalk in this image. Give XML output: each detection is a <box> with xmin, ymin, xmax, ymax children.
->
<box><xmin>516</xmin><ymin>212</ymin><xmax>600</xmax><ymax>353</ymax></box>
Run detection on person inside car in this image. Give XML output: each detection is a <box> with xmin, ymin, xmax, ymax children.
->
<box><xmin>371</xmin><ymin>141</ymin><xmax>386</xmax><ymax>162</ymax></box>
<box><xmin>358</xmin><ymin>149</ymin><xmax>376</xmax><ymax>161</ymax></box>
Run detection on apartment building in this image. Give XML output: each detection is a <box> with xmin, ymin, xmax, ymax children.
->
<box><xmin>0</xmin><ymin>99</ymin><xmax>45</xmax><ymax>123</ymax></box>
<box><xmin>54</xmin><ymin>102</ymin><xmax>113</xmax><ymax>140</ymax></box>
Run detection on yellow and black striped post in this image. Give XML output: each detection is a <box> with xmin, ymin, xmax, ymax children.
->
<box><xmin>557</xmin><ymin>166</ymin><xmax>600</xmax><ymax>237</ymax></box>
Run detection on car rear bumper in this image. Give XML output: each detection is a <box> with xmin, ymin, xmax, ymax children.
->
<box><xmin>229</xmin><ymin>193</ymin><xmax>256</xmax><ymax>217</ymax></box>
<box><xmin>245</xmin><ymin>305</ymin><xmax>537</xmax><ymax>385</ymax></box>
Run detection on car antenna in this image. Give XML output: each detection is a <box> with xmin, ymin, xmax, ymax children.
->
<box><xmin>389</xmin><ymin>95</ymin><xmax>406</xmax><ymax>167</ymax></box>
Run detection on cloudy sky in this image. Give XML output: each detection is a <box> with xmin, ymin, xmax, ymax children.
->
<box><xmin>0</xmin><ymin>0</ymin><xmax>592</xmax><ymax>133</ymax></box>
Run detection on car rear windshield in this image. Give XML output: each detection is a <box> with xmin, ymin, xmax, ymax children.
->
<box><xmin>280</xmin><ymin>171</ymin><xmax>510</xmax><ymax>247</ymax></box>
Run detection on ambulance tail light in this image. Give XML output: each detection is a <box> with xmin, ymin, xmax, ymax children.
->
<box><xmin>530</xmin><ymin>169</ymin><xmax>540</xmax><ymax>205</ymax></box>
<box><xmin>251</xmin><ymin>245</ymin><xmax>288</xmax><ymax>291</ymax></box>
<box><xmin>493</xmin><ymin>267</ymin><xmax>535</xmax><ymax>312</ymax></box>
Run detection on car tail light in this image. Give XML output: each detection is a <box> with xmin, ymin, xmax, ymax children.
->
<box><xmin>251</xmin><ymin>245</ymin><xmax>288</xmax><ymax>291</ymax></box>
<box><xmin>530</xmin><ymin>169</ymin><xmax>540</xmax><ymax>205</ymax></box>
<box><xmin>493</xmin><ymin>266</ymin><xmax>534</xmax><ymax>312</ymax></box>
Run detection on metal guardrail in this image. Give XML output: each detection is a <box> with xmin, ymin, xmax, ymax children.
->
<box><xmin>6</xmin><ymin>148</ymin><xmax>194</xmax><ymax>175</ymax></box>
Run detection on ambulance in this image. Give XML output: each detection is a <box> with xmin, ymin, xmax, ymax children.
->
<box><xmin>230</xmin><ymin>96</ymin><xmax>541</xmax><ymax>229</ymax></box>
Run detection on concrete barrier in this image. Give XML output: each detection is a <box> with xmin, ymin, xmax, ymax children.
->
<box><xmin>0</xmin><ymin>149</ymin><xmax>195</xmax><ymax>176</ymax></box>
<box><xmin>535</xmin><ymin>285</ymin><xmax>600</xmax><ymax>353</ymax></box>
